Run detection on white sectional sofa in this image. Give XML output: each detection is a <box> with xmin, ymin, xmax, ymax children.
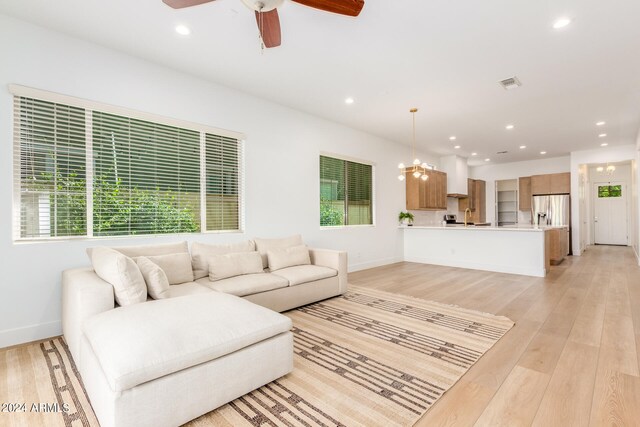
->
<box><xmin>62</xmin><ymin>235</ymin><xmax>347</xmax><ymax>427</ymax></box>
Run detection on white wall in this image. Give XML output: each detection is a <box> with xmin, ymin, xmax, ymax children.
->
<box><xmin>570</xmin><ymin>144</ymin><xmax>638</xmax><ymax>256</ymax></box>
<box><xmin>469</xmin><ymin>156</ymin><xmax>571</xmax><ymax>225</ymax></box>
<box><xmin>0</xmin><ymin>15</ymin><xmax>440</xmax><ymax>347</ymax></box>
<box><xmin>635</xmin><ymin>129</ymin><xmax>640</xmax><ymax>263</ymax></box>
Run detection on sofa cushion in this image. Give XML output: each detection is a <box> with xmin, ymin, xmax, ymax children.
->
<box><xmin>166</xmin><ymin>282</ymin><xmax>212</xmax><ymax>298</ymax></box>
<box><xmin>267</xmin><ymin>245</ymin><xmax>310</xmax><ymax>271</ymax></box>
<box><xmin>144</xmin><ymin>253</ymin><xmax>194</xmax><ymax>285</ymax></box>
<box><xmin>87</xmin><ymin>241</ymin><xmax>189</xmax><ymax>259</ymax></box>
<box><xmin>254</xmin><ymin>235</ymin><xmax>303</xmax><ymax>269</ymax></box>
<box><xmin>136</xmin><ymin>257</ymin><xmax>170</xmax><ymax>300</ymax></box>
<box><xmin>89</xmin><ymin>247</ymin><xmax>147</xmax><ymax>306</ymax></box>
<box><xmin>196</xmin><ymin>273</ymin><xmax>288</xmax><ymax>297</ymax></box>
<box><xmin>83</xmin><ymin>292</ymin><xmax>292</xmax><ymax>392</ymax></box>
<box><xmin>191</xmin><ymin>240</ymin><xmax>256</xmax><ymax>280</ymax></box>
<box><xmin>271</xmin><ymin>265</ymin><xmax>338</xmax><ymax>286</ymax></box>
<box><xmin>209</xmin><ymin>252</ymin><xmax>264</xmax><ymax>282</ymax></box>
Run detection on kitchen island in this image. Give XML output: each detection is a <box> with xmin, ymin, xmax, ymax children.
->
<box><xmin>403</xmin><ymin>225</ymin><xmax>555</xmax><ymax>277</ymax></box>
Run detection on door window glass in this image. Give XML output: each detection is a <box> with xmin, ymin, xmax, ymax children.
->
<box><xmin>598</xmin><ymin>185</ymin><xmax>622</xmax><ymax>198</ymax></box>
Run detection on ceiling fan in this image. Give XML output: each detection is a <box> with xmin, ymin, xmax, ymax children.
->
<box><xmin>162</xmin><ymin>0</ymin><xmax>365</xmax><ymax>48</ymax></box>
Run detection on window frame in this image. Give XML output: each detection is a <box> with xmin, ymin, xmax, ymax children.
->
<box><xmin>319</xmin><ymin>152</ymin><xmax>376</xmax><ymax>229</ymax></box>
<box><xmin>11</xmin><ymin>84</ymin><xmax>245</xmax><ymax>242</ymax></box>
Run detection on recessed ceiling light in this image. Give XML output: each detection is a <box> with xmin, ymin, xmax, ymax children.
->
<box><xmin>553</xmin><ymin>18</ymin><xmax>571</xmax><ymax>29</ymax></box>
<box><xmin>175</xmin><ymin>25</ymin><xmax>191</xmax><ymax>36</ymax></box>
<box><xmin>505</xmin><ymin>124</ymin><xmax>515</xmax><ymax>130</ymax></box>
<box><xmin>449</xmin><ymin>136</ymin><xmax>457</xmax><ymax>141</ymax></box>
<box><xmin>454</xmin><ymin>145</ymin><xmax>461</xmax><ymax>149</ymax></box>
<box><xmin>471</xmin><ymin>152</ymin><xmax>477</xmax><ymax>156</ymax></box>
<box><xmin>519</xmin><ymin>145</ymin><xmax>526</xmax><ymax>149</ymax></box>
<box><xmin>484</xmin><ymin>158</ymin><xmax>491</xmax><ymax>162</ymax></box>
<box><xmin>344</xmin><ymin>97</ymin><xmax>355</xmax><ymax>105</ymax></box>
<box><xmin>596</xmin><ymin>121</ymin><xmax>606</xmax><ymax>126</ymax></box>
<box><xmin>540</xmin><ymin>151</ymin><xmax>547</xmax><ymax>155</ymax></box>
<box><xmin>600</xmin><ymin>142</ymin><xmax>608</xmax><ymax>147</ymax></box>
<box><xmin>598</xmin><ymin>133</ymin><xmax>607</xmax><ymax>138</ymax></box>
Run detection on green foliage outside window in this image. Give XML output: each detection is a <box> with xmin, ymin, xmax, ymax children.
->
<box><xmin>37</xmin><ymin>168</ymin><xmax>199</xmax><ymax>236</ymax></box>
<box><xmin>598</xmin><ymin>185</ymin><xmax>622</xmax><ymax>198</ymax></box>
<box><xmin>319</xmin><ymin>155</ymin><xmax>373</xmax><ymax>227</ymax></box>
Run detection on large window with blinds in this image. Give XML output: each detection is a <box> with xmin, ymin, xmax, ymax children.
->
<box><xmin>319</xmin><ymin>155</ymin><xmax>373</xmax><ymax>227</ymax></box>
<box><xmin>13</xmin><ymin>91</ymin><xmax>243</xmax><ymax>240</ymax></box>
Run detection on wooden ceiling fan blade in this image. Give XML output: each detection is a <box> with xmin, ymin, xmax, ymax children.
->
<box><xmin>291</xmin><ymin>0</ymin><xmax>364</xmax><ymax>16</ymax></box>
<box><xmin>255</xmin><ymin>9</ymin><xmax>282</xmax><ymax>48</ymax></box>
<box><xmin>162</xmin><ymin>0</ymin><xmax>216</xmax><ymax>9</ymax></box>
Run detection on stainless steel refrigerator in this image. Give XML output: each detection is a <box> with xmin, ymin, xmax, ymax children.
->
<box><xmin>532</xmin><ymin>194</ymin><xmax>571</xmax><ymax>255</ymax></box>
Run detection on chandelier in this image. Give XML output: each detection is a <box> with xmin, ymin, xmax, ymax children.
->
<box><xmin>397</xmin><ymin>108</ymin><xmax>434</xmax><ymax>181</ymax></box>
<box><xmin>596</xmin><ymin>164</ymin><xmax>616</xmax><ymax>175</ymax></box>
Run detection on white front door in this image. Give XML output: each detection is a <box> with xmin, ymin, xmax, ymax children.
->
<box><xmin>594</xmin><ymin>182</ymin><xmax>627</xmax><ymax>245</ymax></box>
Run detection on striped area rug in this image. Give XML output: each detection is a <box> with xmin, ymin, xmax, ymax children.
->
<box><xmin>5</xmin><ymin>286</ymin><xmax>513</xmax><ymax>427</ymax></box>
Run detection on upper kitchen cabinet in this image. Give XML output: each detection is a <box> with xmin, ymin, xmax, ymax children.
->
<box><xmin>458</xmin><ymin>179</ymin><xmax>476</xmax><ymax>211</ymax></box>
<box><xmin>459</xmin><ymin>178</ymin><xmax>486</xmax><ymax>216</ymax></box>
<box><xmin>471</xmin><ymin>179</ymin><xmax>486</xmax><ymax>223</ymax></box>
<box><xmin>519</xmin><ymin>177</ymin><xmax>532</xmax><ymax>211</ymax></box>
<box><xmin>405</xmin><ymin>169</ymin><xmax>447</xmax><ymax>210</ymax></box>
<box><xmin>549</xmin><ymin>173</ymin><xmax>571</xmax><ymax>194</ymax></box>
<box><xmin>530</xmin><ymin>172</ymin><xmax>570</xmax><ymax>195</ymax></box>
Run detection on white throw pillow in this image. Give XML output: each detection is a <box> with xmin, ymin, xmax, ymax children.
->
<box><xmin>191</xmin><ymin>240</ymin><xmax>256</xmax><ymax>279</ymax></box>
<box><xmin>267</xmin><ymin>245</ymin><xmax>311</xmax><ymax>271</ymax></box>
<box><xmin>88</xmin><ymin>247</ymin><xmax>147</xmax><ymax>306</ymax></box>
<box><xmin>254</xmin><ymin>234</ymin><xmax>303</xmax><ymax>269</ymax></box>
<box><xmin>136</xmin><ymin>257</ymin><xmax>171</xmax><ymax>300</ymax></box>
<box><xmin>144</xmin><ymin>253</ymin><xmax>194</xmax><ymax>285</ymax></box>
<box><xmin>208</xmin><ymin>252</ymin><xmax>264</xmax><ymax>282</ymax></box>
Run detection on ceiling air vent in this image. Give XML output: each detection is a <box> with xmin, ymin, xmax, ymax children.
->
<box><xmin>499</xmin><ymin>76</ymin><xmax>521</xmax><ymax>90</ymax></box>
<box><xmin>497</xmin><ymin>150</ymin><xmax>508</xmax><ymax>154</ymax></box>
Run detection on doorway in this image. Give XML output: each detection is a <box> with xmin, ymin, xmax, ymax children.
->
<box><xmin>593</xmin><ymin>182</ymin><xmax>628</xmax><ymax>245</ymax></box>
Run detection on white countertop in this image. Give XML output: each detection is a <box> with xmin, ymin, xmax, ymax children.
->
<box><xmin>401</xmin><ymin>225</ymin><xmax>567</xmax><ymax>232</ymax></box>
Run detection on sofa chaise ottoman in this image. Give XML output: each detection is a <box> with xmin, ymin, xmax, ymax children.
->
<box><xmin>79</xmin><ymin>292</ymin><xmax>293</xmax><ymax>427</ymax></box>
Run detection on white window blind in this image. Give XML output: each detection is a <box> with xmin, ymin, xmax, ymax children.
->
<box><xmin>92</xmin><ymin>112</ymin><xmax>202</xmax><ymax>236</ymax></box>
<box><xmin>319</xmin><ymin>155</ymin><xmax>373</xmax><ymax>227</ymax></box>
<box><xmin>14</xmin><ymin>97</ymin><xmax>87</xmax><ymax>239</ymax></box>
<box><xmin>13</xmin><ymin>91</ymin><xmax>244</xmax><ymax>241</ymax></box>
<box><xmin>205</xmin><ymin>133</ymin><xmax>242</xmax><ymax>231</ymax></box>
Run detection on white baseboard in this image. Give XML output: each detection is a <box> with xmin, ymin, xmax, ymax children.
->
<box><xmin>348</xmin><ymin>256</ymin><xmax>403</xmax><ymax>273</ymax></box>
<box><xmin>0</xmin><ymin>320</ymin><xmax>61</xmax><ymax>349</ymax></box>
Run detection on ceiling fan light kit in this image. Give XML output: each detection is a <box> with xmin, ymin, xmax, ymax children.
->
<box><xmin>162</xmin><ymin>0</ymin><xmax>364</xmax><ymax>49</ymax></box>
<box><xmin>241</xmin><ymin>0</ymin><xmax>283</xmax><ymax>12</ymax></box>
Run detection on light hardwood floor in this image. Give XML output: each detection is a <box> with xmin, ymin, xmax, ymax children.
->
<box><xmin>1</xmin><ymin>245</ymin><xmax>638</xmax><ymax>426</ymax></box>
<box><xmin>349</xmin><ymin>244</ymin><xmax>640</xmax><ymax>426</ymax></box>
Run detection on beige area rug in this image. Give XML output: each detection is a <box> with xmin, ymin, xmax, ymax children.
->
<box><xmin>2</xmin><ymin>286</ymin><xmax>513</xmax><ymax>427</ymax></box>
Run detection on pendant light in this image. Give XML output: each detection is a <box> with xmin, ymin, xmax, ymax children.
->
<box><xmin>398</xmin><ymin>108</ymin><xmax>433</xmax><ymax>181</ymax></box>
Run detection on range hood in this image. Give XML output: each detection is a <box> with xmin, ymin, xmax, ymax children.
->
<box><xmin>441</xmin><ymin>155</ymin><xmax>469</xmax><ymax>198</ymax></box>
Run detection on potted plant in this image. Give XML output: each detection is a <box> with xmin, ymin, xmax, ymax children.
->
<box><xmin>398</xmin><ymin>211</ymin><xmax>414</xmax><ymax>226</ymax></box>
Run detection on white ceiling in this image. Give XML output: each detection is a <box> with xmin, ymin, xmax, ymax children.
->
<box><xmin>2</xmin><ymin>0</ymin><xmax>640</xmax><ymax>165</ymax></box>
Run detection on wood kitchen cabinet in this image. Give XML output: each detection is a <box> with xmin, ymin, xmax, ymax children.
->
<box><xmin>519</xmin><ymin>176</ymin><xmax>532</xmax><ymax>211</ymax></box>
<box><xmin>459</xmin><ymin>179</ymin><xmax>486</xmax><ymax>222</ymax></box>
<box><xmin>550</xmin><ymin>173</ymin><xmax>570</xmax><ymax>194</ymax></box>
<box><xmin>472</xmin><ymin>179</ymin><xmax>486</xmax><ymax>223</ymax></box>
<box><xmin>405</xmin><ymin>169</ymin><xmax>447</xmax><ymax>210</ymax></box>
<box><xmin>531</xmin><ymin>172</ymin><xmax>570</xmax><ymax>195</ymax></box>
<box><xmin>548</xmin><ymin>228</ymin><xmax>567</xmax><ymax>265</ymax></box>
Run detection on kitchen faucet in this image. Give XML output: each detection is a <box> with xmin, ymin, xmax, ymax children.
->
<box><xmin>464</xmin><ymin>208</ymin><xmax>472</xmax><ymax>227</ymax></box>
